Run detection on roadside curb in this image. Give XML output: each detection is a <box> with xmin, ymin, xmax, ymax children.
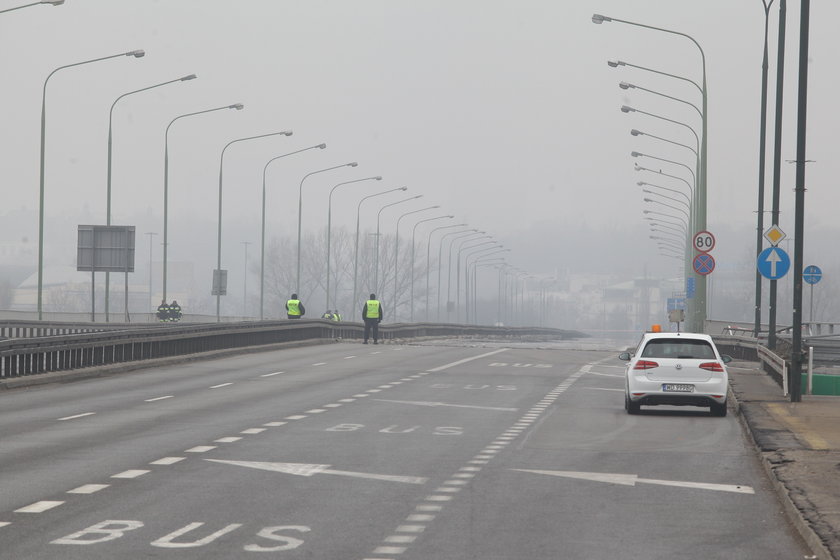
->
<box><xmin>0</xmin><ymin>338</ymin><xmax>336</xmax><ymax>391</ymax></box>
<box><xmin>730</xmin><ymin>376</ymin><xmax>833</xmax><ymax>560</ymax></box>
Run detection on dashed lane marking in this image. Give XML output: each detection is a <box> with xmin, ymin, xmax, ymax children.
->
<box><xmin>145</xmin><ymin>396</ymin><xmax>174</xmax><ymax>402</ymax></box>
<box><xmin>260</xmin><ymin>371</ymin><xmax>284</xmax><ymax>377</ymax></box>
<box><xmin>111</xmin><ymin>470</ymin><xmax>149</xmax><ymax>479</ymax></box>
<box><xmin>185</xmin><ymin>446</ymin><xmax>216</xmax><ymax>453</ymax></box>
<box><xmin>57</xmin><ymin>412</ymin><xmax>95</xmax><ymax>421</ymax></box>
<box><xmin>216</xmin><ymin>437</ymin><xmax>242</xmax><ymax>443</ymax></box>
<box><xmin>150</xmin><ymin>457</ymin><xmax>185</xmax><ymax>465</ymax></box>
<box><xmin>426</xmin><ymin>348</ymin><xmax>508</xmax><ymax>372</ymax></box>
<box><xmin>15</xmin><ymin>501</ymin><xmax>63</xmax><ymax>513</ymax></box>
<box><xmin>209</xmin><ymin>383</ymin><xmax>233</xmax><ymax>389</ymax></box>
<box><xmin>67</xmin><ymin>484</ymin><xmax>109</xmax><ymax>494</ymax></box>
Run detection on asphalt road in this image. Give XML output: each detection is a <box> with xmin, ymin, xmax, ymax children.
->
<box><xmin>0</xmin><ymin>340</ymin><xmax>811</xmax><ymax>559</ymax></box>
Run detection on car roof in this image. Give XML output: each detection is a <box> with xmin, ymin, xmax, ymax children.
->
<box><xmin>640</xmin><ymin>332</ymin><xmax>714</xmax><ymax>342</ymax></box>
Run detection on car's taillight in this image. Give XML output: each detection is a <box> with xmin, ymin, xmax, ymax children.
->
<box><xmin>699</xmin><ymin>362</ymin><xmax>724</xmax><ymax>372</ymax></box>
<box><xmin>633</xmin><ymin>360</ymin><xmax>659</xmax><ymax>370</ymax></box>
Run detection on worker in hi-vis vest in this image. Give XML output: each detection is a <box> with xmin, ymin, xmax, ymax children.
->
<box><xmin>286</xmin><ymin>294</ymin><xmax>305</xmax><ymax>319</ymax></box>
<box><xmin>361</xmin><ymin>293</ymin><xmax>383</xmax><ymax>344</ymax></box>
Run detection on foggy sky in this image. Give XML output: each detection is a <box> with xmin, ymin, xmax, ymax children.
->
<box><xmin>1</xmin><ymin>0</ymin><xmax>838</xmax><ymax>308</ymax></box>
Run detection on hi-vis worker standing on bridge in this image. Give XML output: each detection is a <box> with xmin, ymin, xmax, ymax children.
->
<box><xmin>362</xmin><ymin>293</ymin><xmax>383</xmax><ymax>344</ymax></box>
<box><xmin>286</xmin><ymin>294</ymin><xmax>305</xmax><ymax>320</ymax></box>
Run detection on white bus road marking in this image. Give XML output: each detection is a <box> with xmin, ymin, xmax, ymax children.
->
<box><xmin>145</xmin><ymin>395</ymin><xmax>174</xmax><ymax>402</ymax></box>
<box><xmin>512</xmin><ymin>469</ymin><xmax>755</xmax><ymax>494</ymax></box>
<box><xmin>58</xmin><ymin>412</ymin><xmax>95</xmax><ymax>421</ymax></box>
<box><xmin>205</xmin><ymin>460</ymin><xmax>428</xmax><ymax>485</ymax></box>
<box><xmin>374</xmin><ymin>399</ymin><xmax>517</xmax><ymax>412</ymax></box>
<box><xmin>426</xmin><ymin>348</ymin><xmax>508</xmax><ymax>372</ymax></box>
<box><xmin>15</xmin><ymin>501</ymin><xmax>63</xmax><ymax>513</ymax></box>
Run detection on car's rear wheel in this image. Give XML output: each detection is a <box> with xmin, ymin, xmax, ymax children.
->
<box><xmin>710</xmin><ymin>400</ymin><xmax>727</xmax><ymax>417</ymax></box>
<box><xmin>625</xmin><ymin>393</ymin><xmax>640</xmax><ymax>415</ymax></box>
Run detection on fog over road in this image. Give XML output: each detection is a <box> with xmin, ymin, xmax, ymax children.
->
<box><xmin>0</xmin><ymin>340</ymin><xmax>808</xmax><ymax>558</ymax></box>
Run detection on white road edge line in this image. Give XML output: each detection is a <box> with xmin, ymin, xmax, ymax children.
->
<box><xmin>426</xmin><ymin>348</ymin><xmax>509</xmax><ymax>372</ymax></box>
<box><xmin>57</xmin><ymin>412</ymin><xmax>95</xmax><ymax>421</ymax></box>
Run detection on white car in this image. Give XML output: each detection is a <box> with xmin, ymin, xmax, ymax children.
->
<box><xmin>619</xmin><ymin>332</ymin><xmax>731</xmax><ymax>416</ymax></box>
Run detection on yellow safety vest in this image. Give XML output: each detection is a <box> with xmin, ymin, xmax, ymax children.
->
<box><xmin>365</xmin><ymin>300</ymin><xmax>380</xmax><ymax>319</ymax></box>
<box><xmin>287</xmin><ymin>299</ymin><xmax>301</xmax><ymax>316</ymax></box>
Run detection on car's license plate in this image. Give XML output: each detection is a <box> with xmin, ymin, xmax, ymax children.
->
<box><xmin>662</xmin><ymin>383</ymin><xmax>694</xmax><ymax>392</ymax></box>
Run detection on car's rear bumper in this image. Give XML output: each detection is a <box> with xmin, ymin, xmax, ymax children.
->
<box><xmin>627</xmin><ymin>376</ymin><xmax>728</xmax><ymax>406</ymax></box>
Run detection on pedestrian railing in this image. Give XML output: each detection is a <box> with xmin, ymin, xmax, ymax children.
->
<box><xmin>0</xmin><ymin>320</ymin><xmax>582</xmax><ymax>380</ymax></box>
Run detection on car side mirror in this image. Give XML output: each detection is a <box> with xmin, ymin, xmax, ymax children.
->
<box><xmin>618</xmin><ymin>352</ymin><xmax>631</xmax><ymax>361</ymax></box>
<box><xmin>721</xmin><ymin>354</ymin><xmax>732</xmax><ymax>364</ymax></box>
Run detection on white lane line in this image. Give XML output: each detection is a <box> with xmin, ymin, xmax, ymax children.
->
<box><xmin>0</xmin><ymin>522</ymin><xmax>10</xmax><ymax>528</ymax></box>
<box><xmin>587</xmin><ymin>371</ymin><xmax>624</xmax><ymax>378</ymax></box>
<box><xmin>111</xmin><ymin>470</ymin><xmax>149</xmax><ymax>479</ymax></box>
<box><xmin>435</xmin><ymin>487</ymin><xmax>460</xmax><ymax>493</ymax></box>
<box><xmin>151</xmin><ymin>457</ymin><xmax>185</xmax><ymax>465</ymax></box>
<box><xmin>366</xmin><ymin>389</ymin><xmax>383</xmax><ymax>393</ymax></box>
<box><xmin>424</xmin><ymin>495</ymin><xmax>452</xmax><ymax>502</ymax></box>
<box><xmin>57</xmin><ymin>412</ymin><xmax>95</xmax><ymax>421</ymax></box>
<box><xmin>285</xmin><ymin>415</ymin><xmax>308</xmax><ymax>420</ymax></box>
<box><xmin>338</xmin><ymin>399</ymin><xmax>356</xmax><ymax>403</ymax></box>
<box><xmin>67</xmin><ymin>484</ymin><xmax>109</xmax><ymax>494</ymax></box>
<box><xmin>145</xmin><ymin>395</ymin><xmax>174</xmax><ymax>402</ymax></box>
<box><xmin>15</xmin><ymin>501</ymin><xmax>63</xmax><ymax>513</ymax></box>
<box><xmin>344</xmin><ymin>356</ymin><xmax>356</xmax><ymax>359</ymax></box>
<box><xmin>305</xmin><ymin>409</ymin><xmax>326</xmax><ymax>414</ymax></box>
<box><xmin>185</xmin><ymin>446</ymin><xmax>216</xmax><ymax>453</ymax></box>
<box><xmin>263</xmin><ymin>422</ymin><xmax>287</xmax><ymax>427</ymax></box>
<box><xmin>397</xmin><ymin>525</ymin><xmax>427</xmax><ymax>533</ymax></box>
<box><xmin>512</xmin><ymin>469</ymin><xmax>755</xmax><ymax>494</ymax></box>
<box><xmin>373</xmin><ymin>547</ymin><xmax>406</xmax><ymax>555</ymax></box>
<box><xmin>374</xmin><ymin>399</ymin><xmax>517</xmax><ymax>412</ymax></box>
<box><xmin>586</xmin><ymin>387</ymin><xmax>624</xmax><ymax>392</ymax></box>
<box><xmin>216</xmin><ymin>437</ymin><xmax>243</xmax><ymax>443</ymax></box>
<box><xmin>312</xmin><ymin>362</ymin><xmax>327</xmax><ymax>366</ymax></box>
<box><xmin>260</xmin><ymin>371</ymin><xmax>284</xmax><ymax>377</ymax></box>
<box><xmin>427</xmin><ymin>348</ymin><xmax>509</xmax><ymax>372</ymax></box>
<box><xmin>241</xmin><ymin>428</ymin><xmax>266</xmax><ymax>434</ymax></box>
<box><xmin>452</xmin><ymin>473</ymin><xmax>475</xmax><ymax>479</ymax></box>
<box><xmin>384</xmin><ymin>535</ymin><xmax>417</xmax><ymax>544</ymax></box>
<box><xmin>210</xmin><ymin>383</ymin><xmax>233</xmax><ymax>389</ymax></box>
<box><xmin>324</xmin><ymin>404</ymin><xmax>342</xmax><ymax>408</ymax></box>
<box><xmin>406</xmin><ymin>514</ymin><xmax>435</xmax><ymax>522</ymax></box>
<box><xmin>371</xmin><ymin>351</ymin><xmax>382</xmax><ymax>355</ymax></box>
<box><xmin>352</xmin><ymin>394</ymin><xmax>370</xmax><ymax>398</ymax></box>
<box><xmin>416</xmin><ymin>504</ymin><xmax>443</xmax><ymax>512</ymax></box>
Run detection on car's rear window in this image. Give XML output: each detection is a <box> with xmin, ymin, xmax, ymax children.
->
<box><xmin>640</xmin><ymin>339</ymin><xmax>716</xmax><ymax>359</ymax></box>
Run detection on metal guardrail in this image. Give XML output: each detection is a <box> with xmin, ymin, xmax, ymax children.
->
<box><xmin>0</xmin><ymin>320</ymin><xmax>582</xmax><ymax>380</ymax></box>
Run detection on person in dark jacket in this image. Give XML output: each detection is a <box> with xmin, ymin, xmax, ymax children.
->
<box><xmin>156</xmin><ymin>300</ymin><xmax>170</xmax><ymax>323</ymax></box>
<box><xmin>362</xmin><ymin>293</ymin><xmax>383</xmax><ymax>344</ymax></box>
<box><xmin>286</xmin><ymin>294</ymin><xmax>305</xmax><ymax>319</ymax></box>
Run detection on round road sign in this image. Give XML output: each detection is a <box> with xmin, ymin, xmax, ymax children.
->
<box><xmin>693</xmin><ymin>253</ymin><xmax>715</xmax><ymax>276</ymax></box>
<box><xmin>693</xmin><ymin>230</ymin><xmax>715</xmax><ymax>253</ymax></box>
<box><xmin>804</xmin><ymin>265</ymin><xmax>823</xmax><ymax>285</ymax></box>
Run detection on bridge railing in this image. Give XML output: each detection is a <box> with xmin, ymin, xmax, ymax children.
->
<box><xmin>0</xmin><ymin>320</ymin><xmax>581</xmax><ymax>380</ymax></box>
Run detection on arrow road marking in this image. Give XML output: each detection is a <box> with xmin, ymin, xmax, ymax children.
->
<box><xmin>374</xmin><ymin>399</ymin><xmax>518</xmax><ymax>412</ymax></box>
<box><xmin>766</xmin><ymin>248</ymin><xmax>782</xmax><ymax>277</ymax></box>
<box><xmin>206</xmin><ymin>460</ymin><xmax>428</xmax><ymax>485</ymax></box>
<box><xmin>512</xmin><ymin>469</ymin><xmax>754</xmax><ymax>494</ymax></box>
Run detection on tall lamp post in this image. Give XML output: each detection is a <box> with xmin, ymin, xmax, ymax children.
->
<box><xmin>145</xmin><ymin>231</ymin><xmax>157</xmax><ymax>315</ymax></box>
<box><xmin>393</xmin><ymin>205</ymin><xmax>440</xmax><ymax>321</ymax></box>
<box><xmin>216</xmin><ymin>130</ymin><xmax>293</xmax><ymax>321</ymax></box>
<box><xmin>105</xmin><ymin>73</ymin><xmax>197</xmax><ymax>321</ymax></box>
<box><xmin>241</xmin><ymin>241</ymin><xmax>251</xmax><ymax>317</ymax></box>
<box><xmin>595</xmin><ymin>13</ymin><xmax>707</xmax><ymax>332</ymax></box>
<box><xmin>164</xmin><ymin>103</ymin><xmax>244</xmax><ymax>305</ymax></box>
<box><xmin>462</xmin><ymin>245</ymin><xmax>505</xmax><ymax>323</ymax></box>
<box><xmin>375</xmin><ymin>195</ymin><xmax>423</xmax><ymax>298</ymax></box>
<box><xmin>0</xmin><ymin>0</ymin><xmax>64</xmax><ymax>14</ymax></box>
<box><xmin>296</xmin><ymin>162</ymin><xmax>358</xmax><ymax>293</ymax></box>
<box><xmin>425</xmin><ymin>223</ymin><xmax>467</xmax><ymax>321</ymax></box>
<box><xmin>259</xmin><ymin>143</ymin><xmax>327</xmax><ymax>319</ymax></box>
<box><xmin>441</xmin><ymin>231</ymin><xmax>485</xmax><ymax>320</ymax></box>
<box><xmin>325</xmin><ymin>176</ymin><xmax>382</xmax><ymax>310</ymax></box>
<box><xmin>446</xmin><ymin>231</ymin><xmax>486</xmax><ymax>321</ymax></box>
<box><xmin>37</xmin><ymin>49</ymin><xmax>145</xmax><ymax>320</ymax></box>
<box><xmin>410</xmin><ymin>215</ymin><xmax>454</xmax><ymax>322</ymax></box>
<box><xmin>352</xmin><ymin>187</ymin><xmax>408</xmax><ymax>320</ymax></box>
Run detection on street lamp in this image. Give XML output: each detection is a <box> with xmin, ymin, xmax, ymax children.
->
<box><xmin>438</xmin><ymin>229</ymin><xmax>481</xmax><ymax>320</ymax></box>
<box><xmin>241</xmin><ymin>241</ymin><xmax>251</xmax><ymax>317</ymax></box>
<box><xmin>352</xmin><ymin>187</ymin><xmax>408</xmax><ymax>320</ymax></box>
<box><xmin>296</xmin><ymin>162</ymin><xmax>358</xmax><ymax>293</ymax></box>
<box><xmin>375</xmin><ymin>194</ymin><xmax>423</xmax><ymax>297</ymax></box>
<box><xmin>105</xmin><ymin>73</ymin><xmax>197</xmax><ymax>321</ymax></box>
<box><xmin>425</xmin><ymin>223</ymin><xmax>468</xmax><ymax>321</ymax></box>
<box><xmin>620</xmin><ymin>81</ymin><xmax>702</xmax><ymax>119</ymax></box>
<box><xmin>463</xmin><ymin>245</ymin><xmax>506</xmax><ymax>323</ymax></box>
<box><xmin>326</xmin><ymin>176</ymin><xmax>382</xmax><ymax>310</ymax></box>
<box><xmin>216</xmin><ymin>130</ymin><xmax>293</xmax><ymax>321</ymax></box>
<box><xmin>643</xmin><ymin>210</ymin><xmax>688</xmax><ymax>231</ymax></box>
<box><xmin>410</xmin><ymin>215</ymin><xmax>454</xmax><ymax>322</ymax></box>
<box><xmin>621</xmin><ymin>106</ymin><xmax>699</xmax><ymax>155</ymax></box>
<box><xmin>37</xmin><ymin>49</ymin><xmax>145</xmax><ymax>320</ymax></box>
<box><xmin>447</xmin><ymin>231</ymin><xmax>486</xmax><ymax>321</ymax></box>
<box><xmin>164</xmin><ymin>103</ymin><xmax>244</xmax><ymax>304</ymax></box>
<box><xmin>393</xmin><ymin>205</ymin><xmax>440</xmax><ymax>320</ymax></box>
<box><xmin>640</xmin><ymin>185</ymin><xmax>690</xmax><ymax>207</ymax></box>
<box><xmin>145</xmin><ymin>231</ymin><xmax>157</xmax><ymax>315</ymax></box>
<box><xmin>0</xmin><ymin>0</ymin><xmax>63</xmax><ymax>13</ymax></box>
<box><xmin>643</xmin><ymin>197</ymin><xmax>690</xmax><ymax>224</ymax></box>
<box><xmin>631</xmin><ymin>129</ymin><xmax>697</xmax><ymax>157</ymax></box>
<box><xmin>597</xmin><ymin>13</ymin><xmax>708</xmax><ymax>331</ymax></box>
<box><xmin>259</xmin><ymin>143</ymin><xmax>327</xmax><ymax>319</ymax></box>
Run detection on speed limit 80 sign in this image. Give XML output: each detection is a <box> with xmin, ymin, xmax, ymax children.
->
<box><xmin>693</xmin><ymin>230</ymin><xmax>715</xmax><ymax>253</ymax></box>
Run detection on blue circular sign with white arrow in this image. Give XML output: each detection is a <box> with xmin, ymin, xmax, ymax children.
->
<box><xmin>804</xmin><ymin>265</ymin><xmax>823</xmax><ymax>285</ymax></box>
<box><xmin>757</xmin><ymin>247</ymin><xmax>791</xmax><ymax>280</ymax></box>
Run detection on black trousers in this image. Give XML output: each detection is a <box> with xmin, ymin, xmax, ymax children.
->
<box><xmin>363</xmin><ymin>318</ymin><xmax>379</xmax><ymax>342</ymax></box>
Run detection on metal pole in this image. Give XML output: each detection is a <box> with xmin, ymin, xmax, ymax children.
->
<box><xmin>259</xmin><ymin>143</ymin><xmax>325</xmax><ymax>319</ymax></box>
<box><xmin>393</xmin><ymin>206</ymin><xmax>438</xmax><ymax>321</ymax></box>
<box><xmin>768</xmin><ymin>0</ymin><xmax>787</xmax><ymax>350</ymax></box>
<box><xmin>410</xmin><ymin>215</ymin><xmax>453</xmax><ymax>322</ymax></box>
<box><xmin>789</xmin><ymin>0</ymin><xmax>810</xmax><ymax>403</ymax></box>
<box><xmin>241</xmin><ymin>241</ymin><xmax>251</xmax><ymax>317</ymax></box>
<box><xmin>146</xmin><ymin>232</ymin><xmax>157</xmax><ymax>316</ymax></box>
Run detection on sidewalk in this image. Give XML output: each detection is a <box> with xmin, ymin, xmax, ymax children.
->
<box><xmin>729</xmin><ymin>360</ymin><xmax>840</xmax><ymax>559</ymax></box>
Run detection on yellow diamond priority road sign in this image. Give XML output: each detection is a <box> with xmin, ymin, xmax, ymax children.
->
<box><xmin>763</xmin><ymin>225</ymin><xmax>786</xmax><ymax>246</ymax></box>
